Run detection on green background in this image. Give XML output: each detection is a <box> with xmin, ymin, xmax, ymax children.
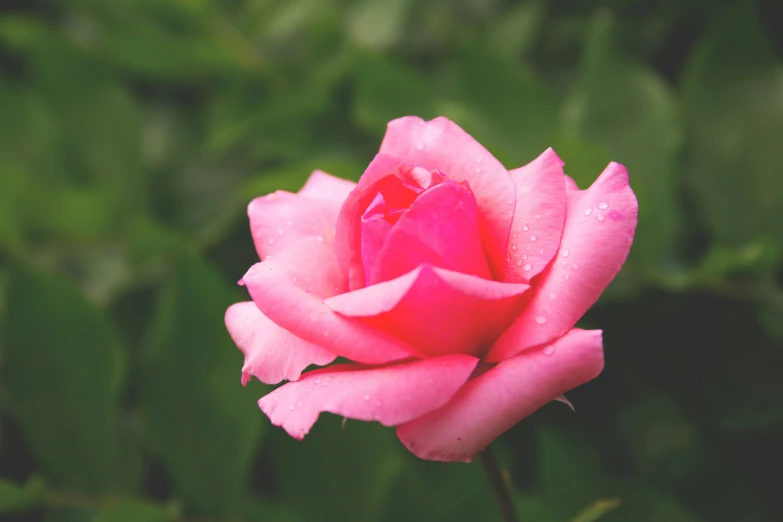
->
<box><xmin>1</xmin><ymin>0</ymin><xmax>781</xmax><ymax>521</ymax></box>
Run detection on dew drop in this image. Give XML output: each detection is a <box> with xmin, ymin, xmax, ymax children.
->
<box><xmin>516</xmin><ymin>260</ymin><xmax>523</xmax><ymax>266</ymax></box>
<box><xmin>597</xmin><ymin>214</ymin><xmax>605</xmax><ymax>222</ymax></box>
<box><xmin>598</xmin><ymin>201</ymin><xmax>609</xmax><ymax>210</ymax></box>
<box><xmin>268</xmin><ymin>238</ymin><xmax>275</xmax><ymax>245</ymax></box>
<box><xmin>535</xmin><ymin>315</ymin><xmax>548</xmax><ymax>325</ymax></box>
<box><xmin>511</xmin><ymin>242</ymin><xmax>517</xmax><ymax>250</ymax></box>
<box><xmin>513</xmin><ymin>231</ymin><xmax>518</xmax><ymax>238</ymax></box>
<box><xmin>524</xmin><ymin>263</ymin><xmax>532</xmax><ymax>271</ymax></box>
<box><xmin>522</xmin><ymin>254</ymin><xmax>527</xmax><ymax>259</ymax></box>
<box><xmin>277</xmin><ymin>228</ymin><xmax>284</xmax><ymax>235</ymax></box>
<box><xmin>543</xmin><ymin>345</ymin><xmax>556</xmax><ymax>355</ymax></box>
<box><xmin>476</xmin><ymin>168</ymin><xmax>481</xmax><ymax>174</ymax></box>
<box><xmin>530</xmin><ymin>235</ymin><xmax>537</xmax><ymax>242</ymax></box>
<box><xmin>314</xmin><ymin>378</ymin><xmax>321</xmax><ymax>385</ymax></box>
<box><xmin>297</xmin><ymin>401</ymin><xmax>303</xmax><ymax>408</ymax></box>
<box><xmin>534</xmin><ymin>214</ymin><xmax>541</xmax><ymax>220</ymax></box>
<box><xmin>548</xmin><ymin>292</ymin><xmax>557</xmax><ymax>300</ymax></box>
<box><xmin>584</xmin><ymin>208</ymin><xmax>593</xmax><ymax>216</ymax></box>
<box><xmin>316</xmin><ymin>236</ymin><xmax>324</xmax><ymax>242</ymax></box>
<box><xmin>476</xmin><ymin>157</ymin><xmax>483</xmax><ymax>163</ymax></box>
<box><xmin>572</xmin><ymin>263</ymin><xmax>579</xmax><ymax>269</ymax></box>
<box><xmin>285</xmin><ymin>220</ymin><xmax>294</xmax><ymax>226</ymax></box>
<box><xmin>522</xmin><ymin>225</ymin><xmax>529</xmax><ymax>231</ymax></box>
<box><xmin>562</xmin><ymin>248</ymin><xmax>570</xmax><ymax>258</ymax></box>
<box><xmin>362</xmin><ymin>394</ymin><xmax>370</xmax><ymax>401</ymax></box>
<box><xmin>416</xmin><ymin>142</ymin><xmax>424</xmax><ymax>151</ymax></box>
<box><xmin>292</xmin><ymin>277</ymin><xmax>297</xmax><ymax>282</ymax></box>
<box><xmin>539</xmin><ymin>249</ymin><xmax>544</xmax><ymax>254</ymax></box>
<box><xmin>288</xmin><ymin>404</ymin><xmax>295</xmax><ymax>411</ymax></box>
<box><xmin>507</xmin><ymin>199</ymin><xmax>513</xmax><ymax>205</ymax></box>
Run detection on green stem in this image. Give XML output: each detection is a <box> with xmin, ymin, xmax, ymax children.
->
<box><xmin>479</xmin><ymin>446</ymin><xmax>519</xmax><ymax>522</ymax></box>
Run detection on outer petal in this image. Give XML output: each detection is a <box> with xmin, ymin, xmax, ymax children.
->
<box><xmin>564</xmin><ymin>174</ymin><xmax>580</xmax><ymax>192</ymax></box>
<box><xmin>397</xmin><ymin>329</ymin><xmax>604</xmax><ymax>462</ymax></box>
<box><xmin>379</xmin><ymin>117</ymin><xmax>516</xmax><ymax>277</ymax></box>
<box><xmin>259</xmin><ymin>354</ymin><xmax>480</xmax><ymax>439</ymax></box>
<box><xmin>485</xmin><ymin>162</ymin><xmax>637</xmax><ymax>362</ymax></box>
<box><xmin>248</xmin><ymin>191</ymin><xmax>339</xmax><ymax>260</ymax></box>
<box><xmin>370</xmin><ymin>180</ymin><xmax>492</xmax><ymax>284</ymax></box>
<box><xmin>225</xmin><ymin>302</ymin><xmax>337</xmax><ymax>385</ymax></box>
<box><xmin>298</xmin><ymin>170</ymin><xmax>357</xmax><ymax>203</ymax></box>
<box><xmin>242</xmin><ymin>237</ymin><xmax>417</xmax><ymax>364</ymax></box>
<box><xmin>505</xmin><ymin>148</ymin><xmax>567</xmax><ymax>283</ymax></box>
<box><xmin>325</xmin><ymin>265</ymin><xmax>529</xmax><ymax>357</ymax></box>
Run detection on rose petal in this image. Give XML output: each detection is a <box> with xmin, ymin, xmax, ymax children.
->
<box><xmin>248</xmin><ymin>192</ymin><xmax>339</xmax><ymax>261</ymax></box>
<box><xmin>397</xmin><ymin>329</ymin><xmax>604</xmax><ymax>462</ymax></box>
<box><xmin>564</xmin><ymin>174</ymin><xmax>580</xmax><ymax>192</ymax></box>
<box><xmin>370</xmin><ymin>179</ymin><xmax>492</xmax><ymax>284</ymax></box>
<box><xmin>242</xmin><ymin>237</ymin><xmax>417</xmax><ymax>364</ymax></box>
<box><xmin>225</xmin><ymin>302</ymin><xmax>336</xmax><ymax>385</ymax></box>
<box><xmin>505</xmin><ymin>148</ymin><xmax>567</xmax><ymax>283</ymax></box>
<box><xmin>325</xmin><ymin>265</ymin><xmax>529</xmax><ymax>357</ymax></box>
<box><xmin>485</xmin><ymin>162</ymin><xmax>637</xmax><ymax>362</ymax></box>
<box><xmin>258</xmin><ymin>354</ymin><xmax>479</xmax><ymax>439</ymax></box>
<box><xmin>334</xmin><ymin>154</ymin><xmax>433</xmax><ymax>289</ymax></box>
<box><xmin>298</xmin><ymin>170</ymin><xmax>357</xmax><ymax>203</ymax></box>
<box><xmin>379</xmin><ymin>116</ymin><xmax>516</xmax><ymax>277</ymax></box>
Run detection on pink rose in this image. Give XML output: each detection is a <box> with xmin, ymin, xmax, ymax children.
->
<box><xmin>226</xmin><ymin>116</ymin><xmax>637</xmax><ymax>462</ymax></box>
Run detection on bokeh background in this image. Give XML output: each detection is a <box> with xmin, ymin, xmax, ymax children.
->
<box><xmin>1</xmin><ymin>0</ymin><xmax>781</xmax><ymax>521</ymax></box>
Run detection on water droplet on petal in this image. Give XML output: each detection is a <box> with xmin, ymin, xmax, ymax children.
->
<box><xmin>316</xmin><ymin>236</ymin><xmax>324</xmax><ymax>242</ymax></box>
<box><xmin>597</xmin><ymin>214</ymin><xmax>605</xmax><ymax>222</ymax></box>
<box><xmin>292</xmin><ymin>277</ymin><xmax>297</xmax><ymax>282</ymax></box>
<box><xmin>268</xmin><ymin>238</ymin><xmax>275</xmax><ymax>245</ymax></box>
<box><xmin>536</xmin><ymin>315</ymin><xmax>548</xmax><ymax>325</ymax></box>
<box><xmin>516</xmin><ymin>260</ymin><xmax>523</xmax><ymax>266</ymax></box>
<box><xmin>572</xmin><ymin>263</ymin><xmax>579</xmax><ymax>269</ymax></box>
<box><xmin>543</xmin><ymin>345</ymin><xmax>556</xmax><ymax>355</ymax></box>
<box><xmin>362</xmin><ymin>394</ymin><xmax>370</xmax><ymax>401</ymax></box>
<box><xmin>511</xmin><ymin>242</ymin><xmax>517</xmax><ymax>250</ymax></box>
<box><xmin>476</xmin><ymin>157</ymin><xmax>483</xmax><ymax>163</ymax></box>
<box><xmin>288</xmin><ymin>404</ymin><xmax>295</xmax><ymax>411</ymax></box>
<box><xmin>513</xmin><ymin>231</ymin><xmax>518</xmax><ymax>238</ymax></box>
<box><xmin>285</xmin><ymin>220</ymin><xmax>294</xmax><ymax>226</ymax></box>
<box><xmin>524</xmin><ymin>264</ymin><xmax>532</xmax><ymax>271</ymax></box>
<box><xmin>598</xmin><ymin>201</ymin><xmax>609</xmax><ymax>210</ymax></box>
<box><xmin>584</xmin><ymin>208</ymin><xmax>593</xmax><ymax>216</ymax></box>
<box><xmin>314</xmin><ymin>378</ymin><xmax>321</xmax><ymax>385</ymax></box>
<box><xmin>539</xmin><ymin>249</ymin><xmax>544</xmax><ymax>254</ymax></box>
<box><xmin>530</xmin><ymin>236</ymin><xmax>537</xmax><ymax>242</ymax></box>
<box><xmin>297</xmin><ymin>401</ymin><xmax>303</xmax><ymax>408</ymax></box>
<box><xmin>508</xmin><ymin>199</ymin><xmax>513</xmax><ymax>205</ymax></box>
<box><xmin>476</xmin><ymin>168</ymin><xmax>481</xmax><ymax>174</ymax></box>
<box><xmin>522</xmin><ymin>225</ymin><xmax>529</xmax><ymax>232</ymax></box>
<box><xmin>562</xmin><ymin>248</ymin><xmax>570</xmax><ymax>257</ymax></box>
<box><xmin>549</xmin><ymin>292</ymin><xmax>557</xmax><ymax>300</ymax></box>
<box><xmin>535</xmin><ymin>214</ymin><xmax>541</xmax><ymax>220</ymax></box>
<box><xmin>416</xmin><ymin>142</ymin><xmax>424</xmax><ymax>151</ymax></box>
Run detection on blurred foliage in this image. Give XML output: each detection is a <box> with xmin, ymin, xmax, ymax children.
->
<box><xmin>0</xmin><ymin>0</ymin><xmax>781</xmax><ymax>521</ymax></box>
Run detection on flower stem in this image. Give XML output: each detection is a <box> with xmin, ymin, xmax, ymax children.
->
<box><xmin>479</xmin><ymin>446</ymin><xmax>519</xmax><ymax>522</ymax></box>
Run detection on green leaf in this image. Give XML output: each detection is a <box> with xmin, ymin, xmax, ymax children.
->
<box><xmin>0</xmin><ymin>476</ymin><xmax>45</xmax><ymax>513</ymax></box>
<box><xmin>353</xmin><ymin>54</ymin><xmax>439</xmax><ymax>135</ymax></box>
<box><xmin>93</xmin><ymin>500</ymin><xmax>174</xmax><ymax>522</ymax></box>
<box><xmin>273</xmin><ymin>416</ymin><xmax>405</xmax><ymax>522</ymax></box>
<box><xmin>138</xmin><ymin>254</ymin><xmax>263</xmax><ymax>516</ymax></box>
<box><xmin>449</xmin><ymin>46</ymin><xmax>559</xmax><ymax>168</ymax></box>
<box><xmin>0</xmin><ymin>265</ymin><xmax>125</xmax><ymax>493</ymax></box>
<box><xmin>681</xmin><ymin>3</ymin><xmax>783</xmax><ymax>244</ymax></box>
<box><xmin>534</xmin><ymin>425</ymin><xmax>611</xmax><ymax>518</ymax></box>
<box><xmin>570</xmin><ymin>498</ymin><xmax>622</xmax><ymax>522</ymax></box>
<box><xmin>565</xmin><ymin>11</ymin><xmax>681</xmax><ymax>263</ymax></box>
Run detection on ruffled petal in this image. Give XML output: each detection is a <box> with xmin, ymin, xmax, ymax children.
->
<box><xmin>298</xmin><ymin>170</ymin><xmax>356</xmax><ymax>204</ymax></box>
<box><xmin>485</xmin><ymin>162</ymin><xmax>637</xmax><ymax>362</ymax></box>
<box><xmin>326</xmin><ymin>265</ymin><xmax>529</xmax><ymax>357</ymax></box>
<box><xmin>505</xmin><ymin>148</ymin><xmax>567</xmax><ymax>283</ymax></box>
<box><xmin>242</xmin><ymin>237</ymin><xmax>417</xmax><ymax>364</ymax></box>
<box><xmin>379</xmin><ymin>117</ymin><xmax>516</xmax><ymax>277</ymax></box>
<box><xmin>225</xmin><ymin>302</ymin><xmax>336</xmax><ymax>385</ymax></box>
<box><xmin>248</xmin><ymin>192</ymin><xmax>339</xmax><ymax>261</ymax></box>
<box><xmin>258</xmin><ymin>354</ymin><xmax>479</xmax><ymax>439</ymax></box>
<box><xmin>397</xmin><ymin>329</ymin><xmax>604</xmax><ymax>462</ymax></box>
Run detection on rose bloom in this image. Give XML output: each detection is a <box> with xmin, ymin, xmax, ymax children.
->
<box><xmin>226</xmin><ymin>116</ymin><xmax>637</xmax><ymax>462</ymax></box>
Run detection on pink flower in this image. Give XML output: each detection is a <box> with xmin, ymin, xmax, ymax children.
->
<box><xmin>226</xmin><ymin>116</ymin><xmax>637</xmax><ymax>462</ymax></box>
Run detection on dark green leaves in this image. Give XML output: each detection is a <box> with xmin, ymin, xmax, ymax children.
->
<box><xmin>0</xmin><ymin>266</ymin><xmax>125</xmax><ymax>493</ymax></box>
<box><xmin>681</xmin><ymin>3</ymin><xmax>783</xmax><ymax>245</ymax></box>
<box><xmin>138</xmin><ymin>255</ymin><xmax>263</xmax><ymax>516</ymax></box>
